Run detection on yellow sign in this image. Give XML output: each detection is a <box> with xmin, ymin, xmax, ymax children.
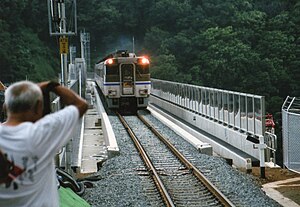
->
<box><xmin>59</xmin><ymin>37</ymin><xmax>69</xmax><ymax>54</ymax></box>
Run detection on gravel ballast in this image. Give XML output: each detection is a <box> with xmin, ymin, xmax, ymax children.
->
<box><xmin>83</xmin><ymin>111</ymin><xmax>281</xmax><ymax>207</ymax></box>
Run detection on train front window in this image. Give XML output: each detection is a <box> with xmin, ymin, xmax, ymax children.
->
<box><xmin>105</xmin><ymin>65</ymin><xmax>119</xmax><ymax>82</ymax></box>
<box><xmin>136</xmin><ymin>65</ymin><xmax>149</xmax><ymax>75</ymax></box>
<box><xmin>106</xmin><ymin>65</ymin><xmax>119</xmax><ymax>75</ymax></box>
<box><xmin>121</xmin><ymin>64</ymin><xmax>134</xmax><ymax>95</ymax></box>
<box><xmin>136</xmin><ymin>64</ymin><xmax>150</xmax><ymax>81</ymax></box>
<box><xmin>121</xmin><ymin>64</ymin><xmax>134</xmax><ymax>81</ymax></box>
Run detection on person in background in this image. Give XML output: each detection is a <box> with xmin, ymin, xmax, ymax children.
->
<box><xmin>0</xmin><ymin>81</ymin><xmax>6</xmax><ymax>122</ymax></box>
<box><xmin>0</xmin><ymin>80</ymin><xmax>88</xmax><ymax>207</ymax></box>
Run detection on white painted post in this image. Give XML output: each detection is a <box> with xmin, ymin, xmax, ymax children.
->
<box><xmin>259</xmin><ymin>135</ymin><xmax>266</xmax><ymax>178</ymax></box>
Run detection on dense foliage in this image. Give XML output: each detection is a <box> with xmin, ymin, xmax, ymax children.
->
<box><xmin>0</xmin><ymin>0</ymin><xmax>299</xmax><ymax>114</ymax></box>
<box><xmin>0</xmin><ymin>0</ymin><xmax>60</xmax><ymax>82</ymax></box>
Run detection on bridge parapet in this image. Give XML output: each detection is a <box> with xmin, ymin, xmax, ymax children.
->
<box><xmin>50</xmin><ymin>79</ymin><xmax>82</xmax><ymax>172</ymax></box>
<box><xmin>150</xmin><ymin>79</ymin><xmax>268</xmax><ymax>168</ymax></box>
<box><xmin>151</xmin><ymin>79</ymin><xmax>265</xmax><ymax>137</ymax></box>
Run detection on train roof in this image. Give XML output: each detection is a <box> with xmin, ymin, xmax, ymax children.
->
<box><xmin>96</xmin><ymin>50</ymin><xmax>136</xmax><ymax>64</ymax></box>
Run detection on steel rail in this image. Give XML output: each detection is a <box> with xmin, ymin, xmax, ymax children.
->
<box><xmin>137</xmin><ymin>114</ymin><xmax>235</xmax><ymax>207</ymax></box>
<box><xmin>116</xmin><ymin>112</ymin><xmax>175</xmax><ymax>207</ymax></box>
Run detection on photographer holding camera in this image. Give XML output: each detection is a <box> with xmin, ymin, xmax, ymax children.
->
<box><xmin>0</xmin><ymin>80</ymin><xmax>88</xmax><ymax>207</ymax></box>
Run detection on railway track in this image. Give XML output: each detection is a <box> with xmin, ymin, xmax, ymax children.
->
<box><xmin>117</xmin><ymin>112</ymin><xmax>235</xmax><ymax>207</ymax></box>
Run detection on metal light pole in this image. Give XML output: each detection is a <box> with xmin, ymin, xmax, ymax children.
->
<box><xmin>48</xmin><ymin>0</ymin><xmax>77</xmax><ymax>175</ymax></box>
<box><xmin>59</xmin><ymin>2</ymin><xmax>73</xmax><ymax>174</ymax></box>
<box><xmin>60</xmin><ymin>2</ymin><xmax>68</xmax><ymax>86</ymax></box>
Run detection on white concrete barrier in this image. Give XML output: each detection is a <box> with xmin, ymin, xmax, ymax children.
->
<box><xmin>148</xmin><ymin>106</ymin><xmax>213</xmax><ymax>156</ymax></box>
<box><xmin>94</xmin><ymin>84</ymin><xmax>119</xmax><ymax>158</ymax></box>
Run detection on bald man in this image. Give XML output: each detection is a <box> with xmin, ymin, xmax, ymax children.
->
<box><xmin>0</xmin><ymin>81</ymin><xmax>88</xmax><ymax>207</ymax></box>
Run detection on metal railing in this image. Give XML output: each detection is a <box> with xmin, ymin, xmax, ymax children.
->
<box><xmin>51</xmin><ymin>80</ymin><xmax>81</xmax><ymax>174</ymax></box>
<box><xmin>282</xmin><ymin>96</ymin><xmax>300</xmax><ymax>172</ymax></box>
<box><xmin>151</xmin><ymin>79</ymin><xmax>265</xmax><ymax>137</ymax></box>
<box><xmin>264</xmin><ymin>132</ymin><xmax>277</xmax><ymax>166</ymax></box>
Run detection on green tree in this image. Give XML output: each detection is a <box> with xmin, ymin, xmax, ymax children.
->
<box><xmin>151</xmin><ymin>54</ymin><xmax>178</xmax><ymax>81</ymax></box>
<box><xmin>148</xmin><ymin>0</ymin><xmax>192</xmax><ymax>32</ymax></box>
<box><xmin>144</xmin><ymin>27</ymin><xmax>170</xmax><ymax>55</ymax></box>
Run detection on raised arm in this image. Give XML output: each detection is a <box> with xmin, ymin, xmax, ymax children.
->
<box><xmin>40</xmin><ymin>81</ymin><xmax>88</xmax><ymax>117</ymax></box>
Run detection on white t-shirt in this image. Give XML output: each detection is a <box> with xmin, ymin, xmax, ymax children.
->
<box><xmin>0</xmin><ymin>105</ymin><xmax>79</xmax><ymax>207</ymax></box>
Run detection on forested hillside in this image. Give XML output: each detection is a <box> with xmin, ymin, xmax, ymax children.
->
<box><xmin>0</xmin><ymin>0</ymin><xmax>299</xmax><ymax>113</ymax></box>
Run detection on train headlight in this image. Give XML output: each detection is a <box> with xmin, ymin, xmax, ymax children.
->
<box><xmin>108</xmin><ymin>89</ymin><xmax>117</xmax><ymax>96</ymax></box>
<box><xmin>138</xmin><ymin>57</ymin><xmax>150</xmax><ymax>65</ymax></box>
<box><xmin>105</xmin><ymin>58</ymin><xmax>114</xmax><ymax>65</ymax></box>
<box><xmin>139</xmin><ymin>89</ymin><xmax>148</xmax><ymax>95</ymax></box>
<box><xmin>141</xmin><ymin>57</ymin><xmax>149</xmax><ymax>64</ymax></box>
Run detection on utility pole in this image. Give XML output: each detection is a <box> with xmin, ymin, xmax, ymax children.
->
<box><xmin>132</xmin><ymin>36</ymin><xmax>135</xmax><ymax>53</ymax></box>
<box><xmin>80</xmin><ymin>31</ymin><xmax>90</xmax><ymax>72</ymax></box>
<box><xmin>60</xmin><ymin>2</ymin><xmax>68</xmax><ymax>86</ymax></box>
<box><xmin>59</xmin><ymin>2</ymin><xmax>72</xmax><ymax>174</ymax></box>
<box><xmin>79</xmin><ymin>31</ymin><xmax>90</xmax><ymax>95</ymax></box>
<box><xmin>48</xmin><ymin>0</ymin><xmax>77</xmax><ymax>175</ymax></box>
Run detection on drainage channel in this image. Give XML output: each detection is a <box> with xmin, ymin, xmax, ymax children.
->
<box><xmin>117</xmin><ymin>112</ymin><xmax>235</xmax><ymax>207</ymax></box>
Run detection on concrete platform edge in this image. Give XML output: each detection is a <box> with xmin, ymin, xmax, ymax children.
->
<box><xmin>262</xmin><ymin>177</ymin><xmax>300</xmax><ymax>207</ymax></box>
<box><xmin>148</xmin><ymin>106</ymin><xmax>213</xmax><ymax>156</ymax></box>
<box><xmin>77</xmin><ymin>116</ymin><xmax>85</xmax><ymax>171</ymax></box>
<box><xmin>94</xmin><ymin>84</ymin><xmax>120</xmax><ymax>158</ymax></box>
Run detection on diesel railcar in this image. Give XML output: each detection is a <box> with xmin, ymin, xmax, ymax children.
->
<box><xmin>95</xmin><ymin>50</ymin><xmax>150</xmax><ymax>111</ymax></box>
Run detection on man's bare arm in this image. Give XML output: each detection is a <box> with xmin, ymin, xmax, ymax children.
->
<box><xmin>39</xmin><ymin>81</ymin><xmax>88</xmax><ymax>117</ymax></box>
